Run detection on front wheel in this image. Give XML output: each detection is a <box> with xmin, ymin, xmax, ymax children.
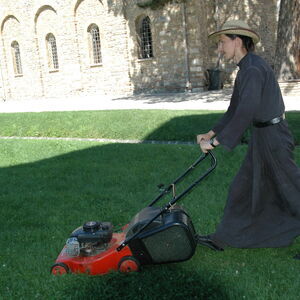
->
<box><xmin>51</xmin><ymin>263</ymin><xmax>70</xmax><ymax>275</ymax></box>
<box><xmin>118</xmin><ymin>256</ymin><xmax>140</xmax><ymax>273</ymax></box>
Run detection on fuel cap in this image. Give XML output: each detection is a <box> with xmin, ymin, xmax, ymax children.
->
<box><xmin>83</xmin><ymin>221</ymin><xmax>100</xmax><ymax>232</ymax></box>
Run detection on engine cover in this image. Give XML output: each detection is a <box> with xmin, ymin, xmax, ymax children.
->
<box><xmin>71</xmin><ymin>221</ymin><xmax>113</xmax><ymax>244</ymax></box>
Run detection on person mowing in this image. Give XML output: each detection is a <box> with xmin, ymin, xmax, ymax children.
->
<box><xmin>196</xmin><ymin>20</ymin><xmax>300</xmax><ymax>250</ymax></box>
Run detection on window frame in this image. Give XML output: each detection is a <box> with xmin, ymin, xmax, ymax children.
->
<box><xmin>87</xmin><ymin>24</ymin><xmax>102</xmax><ymax>66</ymax></box>
<box><xmin>46</xmin><ymin>33</ymin><xmax>59</xmax><ymax>71</ymax></box>
<box><xmin>136</xmin><ymin>16</ymin><xmax>153</xmax><ymax>60</ymax></box>
<box><xmin>11</xmin><ymin>41</ymin><xmax>23</xmax><ymax>76</ymax></box>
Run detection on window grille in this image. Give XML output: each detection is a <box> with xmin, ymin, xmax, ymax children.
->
<box><xmin>88</xmin><ymin>25</ymin><xmax>102</xmax><ymax>64</ymax></box>
<box><xmin>46</xmin><ymin>34</ymin><xmax>59</xmax><ymax>70</ymax></box>
<box><xmin>138</xmin><ymin>17</ymin><xmax>153</xmax><ymax>59</ymax></box>
<box><xmin>11</xmin><ymin>41</ymin><xmax>23</xmax><ymax>75</ymax></box>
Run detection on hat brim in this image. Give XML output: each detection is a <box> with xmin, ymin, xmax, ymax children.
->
<box><xmin>208</xmin><ymin>28</ymin><xmax>260</xmax><ymax>44</ymax></box>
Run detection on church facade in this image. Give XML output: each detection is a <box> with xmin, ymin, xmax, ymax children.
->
<box><xmin>0</xmin><ymin>0</ymin><xmax>282</xmax><ymax>101</ymax></box>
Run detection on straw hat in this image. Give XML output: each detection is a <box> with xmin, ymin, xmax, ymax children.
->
<box><xmin>208</xmin><ymin>20</ymin><xmax>260</xmax><ymax>44</ymax></box>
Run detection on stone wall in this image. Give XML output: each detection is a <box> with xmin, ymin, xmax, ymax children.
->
<box><xmin>0</xmin><ymin>0</ymin><xmax>282</xmax><ymax>101</ymax></box>
<box><xmin>0</xmin><ymin>0</ymin><xmax>133</xmax><ymax>100</ymax></box>
<box><xmin>124</xmin><ymin>0</ymin><xmax>210</xmax><ymax>93</ymax></box>
<box><xmin>206</xmin><ymin>0</ymin><xmax>278</xmax><ymax>85</ymax></box>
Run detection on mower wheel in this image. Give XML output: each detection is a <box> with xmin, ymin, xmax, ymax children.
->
<box><xmin>118</xmin><ymin>256</ymin><xmax>140</xmax><ymax>273</ymax></box>
<box><xmin>51</xmin><ymin>263</ymin><xmax>70</xmax><ymax>275</ymax></box>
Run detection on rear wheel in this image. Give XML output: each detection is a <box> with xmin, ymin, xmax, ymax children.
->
<box><xmin>51</xmin><ymin>263</ymin><xmax>70</xmax><ymax>275</ymax></box>
<box><xmin>118</xmin><ymin>256</ymin><xmax>140</xmax><ymax>273</ymax></box>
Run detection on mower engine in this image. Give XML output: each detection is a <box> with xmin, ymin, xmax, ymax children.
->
<box><xmin>66</xmin><ymin>221</ymin><xmax>113</xmax><ymax>257</ymax></box>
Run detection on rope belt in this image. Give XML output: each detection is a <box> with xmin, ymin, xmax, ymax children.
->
<box><xmin>253</xmin><ymin>114</ymin><xmax>285</xmax><ymax>128</ymax></box>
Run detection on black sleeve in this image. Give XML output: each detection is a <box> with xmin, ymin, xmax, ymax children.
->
<box><xmin>212</xmin><ymin>80</ymin><xmax>238</xmax><ymax>134</ymax></box>
<box><xmin>216</xmin><ymin>67</ymin><xmax>264</xmax><ymax>150</ymax></box>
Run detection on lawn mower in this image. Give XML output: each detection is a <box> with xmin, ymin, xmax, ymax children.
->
<box><xmin>51</xmin><ymin>151</ymin><xmax>217</xmax><ymax>275</ymax></box>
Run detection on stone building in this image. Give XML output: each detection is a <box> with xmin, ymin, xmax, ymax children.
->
<box><xmin>0</xmin><ymin>0</ymin><xmax>295</xmax><ymax>101</ymax></box>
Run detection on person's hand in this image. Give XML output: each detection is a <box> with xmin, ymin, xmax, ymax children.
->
<box><xmin>197</xmin><ymin>133</ymin><xmax>211</xmax><ymax>144</ymax></box>
<box><xmin>199</xmin><ymin>139</ymin><xmax>214</xmax><ymax>153</ymax></box>
<box><xmin>196</xmin><ymin>130</ymin><xmax>215</xmax><ymax>144</ymax></box>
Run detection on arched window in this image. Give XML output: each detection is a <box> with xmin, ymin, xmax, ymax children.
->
<box><xmin>88</xmin><ymin>24</ymin><xmax>102</xmax><ymax>65</ymax></box>
<box><xmin>11</xmin><ymin>41</ymin><xmax>23</xmax><ymax>75</ymax></box>
<box><xmin>46</xmin><ymin>33</ymin><xmax>59</xmax><ymax>70</ymax></box>
<box><xmin>137</xmin><ymin>16</ymin><xmax>153</xmax><ymax>59</ymax></box>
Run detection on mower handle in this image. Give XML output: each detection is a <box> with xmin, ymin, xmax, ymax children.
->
<box><xmin>149</xmin><ymin>150</ymin><xmax>217</xmax><ymax>207</ymax></box>
<box><xmin>116</xmin><ymin>151</ymin><xmax>217</xmax><ymax>252</ymax></box>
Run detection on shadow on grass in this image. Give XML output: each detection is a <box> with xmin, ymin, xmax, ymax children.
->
<box><xmin>144</xmin><ymin>112</ymin><xmax>223</xmax><ymax>142</ymax></box>
<box><xmin>144</xmin><ymin>111</ymin><xmax>300</xmax><ymax>146</ymax></box>
<box><xmin>0</xmin><ymin>141</ymin><xmax>236</xmax><ymax>299</ymax></box>
<box><xmin>58</xmin><ymin>266</ymin><xmax>231</xmax><ymax>299</ymax></box>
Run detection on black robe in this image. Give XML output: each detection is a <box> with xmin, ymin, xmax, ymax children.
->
<box><xmin>211</xmin><ymin>53</ymin><xmax>300</xmax><ymax>248</ymax></box>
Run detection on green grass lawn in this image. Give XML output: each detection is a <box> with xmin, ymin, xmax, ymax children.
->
<box><xmin>0</xmin><ymin>110</ymin><xmax>299</xmax><ymax>144</ymax></box>
<box><xmin>1</xmin><ymin>140</ymin><xmax>300</xmax><ymax>299</ymax></box>
<box><xmin>0</xmin><ymin>110</ymin><xmax>300</xmax><ymax>299</ymax></box>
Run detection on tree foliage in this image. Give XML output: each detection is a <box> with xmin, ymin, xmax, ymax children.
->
<box><xmin>137</xmin><ymin>0</ymin><xmax>186</xmax><ymax>10</ymax></box>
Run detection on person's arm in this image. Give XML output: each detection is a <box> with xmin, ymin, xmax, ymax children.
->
<box><xmin>216</xmin><ymin>67</ymin><xmax>263</xmax><ymax>150</ymax></box>
<box><xmin>211</xmin><ymin>79</ymin><xmax>239</xmax><ymax>134</ymax></box>
<box><xmin>197</xmin><ymin>79</ymin><xmax>239</xmax><ymax>152</ymax></box>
